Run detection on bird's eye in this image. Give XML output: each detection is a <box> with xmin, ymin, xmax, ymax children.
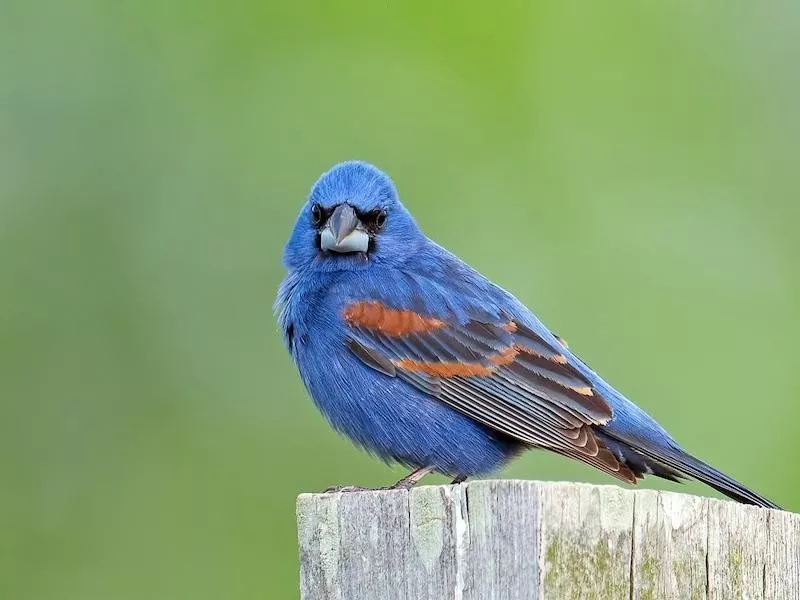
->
<box><xmin>310</xmin><ymin>203</ymin><xmax>323</xmax><ymax>226</ymax></box>
<box><xmin>375</xmin><ymin>209</ymin><xmax>388</xmax><ymax>230</ymax></box>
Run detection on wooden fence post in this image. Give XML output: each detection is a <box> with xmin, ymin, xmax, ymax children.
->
<box><xmin>297</xmin><ymin>480</ymin><xmax>799</xmax><ymax>599</ymax></box>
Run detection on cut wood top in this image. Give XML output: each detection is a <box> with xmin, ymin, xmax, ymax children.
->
<box><xmin>297</xmin><ymin>480</ymin><xmax>799</xmax><ymax>600</ymax></box>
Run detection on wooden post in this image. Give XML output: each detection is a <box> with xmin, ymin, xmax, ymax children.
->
<box><xmin>297</xmin><ymin>480</ymin><xmax>799</xmax><ymax>599</ymax></box>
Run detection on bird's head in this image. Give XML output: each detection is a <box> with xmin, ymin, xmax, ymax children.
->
<box><xmin>283</xmin><ymin>161</ymin><xmax>424</xmax><ymax>272</ymax></box>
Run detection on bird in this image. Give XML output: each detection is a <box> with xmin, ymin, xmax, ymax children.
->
<box><xmin>276</xmin><ymin>160</ymin><xmax>779</xmax><ymax>509</ymax></box>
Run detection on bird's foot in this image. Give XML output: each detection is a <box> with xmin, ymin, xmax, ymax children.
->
<box><xmin>324</xmin><ymin>485</ymin><xmax>373</xmax><ymax>493</ymax></box>
<box><xmin>388</xmin><ymin>479</ymin><xmax>418</xmax><ymax>491</ymax></box>
<box><xmin>323</xmin><ymin>466</ymin><xmax>435</xmax><ymax>494</ymax></box>
<box><xmin>323</xmin><ymin>483</ymin><xmax>414</xmax><ymax>493</ymax></box>
<box><xmin>389</xmin><ymin>466</ymin><xmax>434</xmax><ymax>490</ymax></box>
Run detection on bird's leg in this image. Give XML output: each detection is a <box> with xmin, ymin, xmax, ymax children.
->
<box><xmin>324</xmin><ymin>466</ymin><xmax>433</xmax><ymax>494</ymax></box>
<box><xmin>389</xmin><ymin>466</ymin><xmax>434</xmax><ymax>490</ymax></box>
<box><xmin>450</xmin><ymin>475</ymin><xmax>468</xmax><ymax>485</ymax></box>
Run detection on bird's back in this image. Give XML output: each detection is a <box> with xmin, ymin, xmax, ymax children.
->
<box><xmin>414</xmin><ymin>242</ymin><xmax>681</xmax><ymax>449</ymax></box>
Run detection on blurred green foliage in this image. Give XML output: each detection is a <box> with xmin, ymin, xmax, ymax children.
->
<box><xmin>1</xmin><ymin>1</ymin><xmax>798</xmax><ymax>598</ymax></box>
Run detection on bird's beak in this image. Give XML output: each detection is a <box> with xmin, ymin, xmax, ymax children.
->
<box><xmin>320</xmin><ymin>204</ymin><xmax>370</xmax><ymax>253</ymax></box>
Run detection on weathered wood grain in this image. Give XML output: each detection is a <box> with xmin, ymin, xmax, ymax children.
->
<box><xmin>707</xmin><ymin>498</ymin><xmax>769</xmax><ymax>600</ymax></box>
<box><xmin>631</xmin><ymin>489</ymin><xmax>707</xmax><ymax>600</ymax></box>
<box><xmin>539</xmin><ymin>482</ymin><xmax>634</xmax><ymax>599</ymax></box>
<box><xmin>461</xmin><ymin>480</ymin><xmax>540</xmax><ymax>599</ymax></box>
<box><xmin>764</xmin><ymin>507</ymin><xmax>800</xmax><ymax>600</ymax></box>
<box><xmin>297</xmin><ymin>480</ymin><xmax>798</xmax><ymax>600</ymax></box>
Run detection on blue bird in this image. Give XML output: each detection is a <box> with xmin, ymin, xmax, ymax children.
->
<box><xmin>277</xmin><ymin>160</ymin><xmax>779</xmax><ymax>509</ymax></box>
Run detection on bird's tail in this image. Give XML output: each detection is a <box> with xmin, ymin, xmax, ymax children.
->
<box><xmin>638</xmin><ymin>446</ymin><xmax>781</xmax><ymax>509</ymax></box>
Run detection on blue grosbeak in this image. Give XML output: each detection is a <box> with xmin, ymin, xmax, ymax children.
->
<box><xmin>277</xmin><ymin>161</ymin><xmax>778</xmax><ymax>508</ymax></box>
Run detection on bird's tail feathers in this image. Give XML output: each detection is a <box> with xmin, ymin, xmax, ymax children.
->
<box><xmin>636</xmin><ymin>446</ymin><xmax>780</xmax><ymax>509</ymax></box>
<box><xmin>596</xmin><ymin>432</ymin><xmax>684</xmax><ymax>482</ymax></box>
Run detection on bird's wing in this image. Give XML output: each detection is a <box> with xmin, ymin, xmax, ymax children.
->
<box><xmin>342</xmin><ymin>299</ymin><xmax>637</xmax><ymax>483</ymax></box>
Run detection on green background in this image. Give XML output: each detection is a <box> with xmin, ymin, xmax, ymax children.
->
<box><xmin>2</xmin><ymin>2</ymin><xmax>798</xmax><ymax>598</ymax></box>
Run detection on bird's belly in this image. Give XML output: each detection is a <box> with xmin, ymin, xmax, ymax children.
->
<box><xmin>297</xmin><ymin>343</ymin><xmax>518</xmax><ymax>477</ymax></box>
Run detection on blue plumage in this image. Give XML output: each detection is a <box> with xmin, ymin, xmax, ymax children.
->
<box><xmin>277</xmin><ymin>161</ymin><xmax>778</xmax><ymax>508</ymax></box>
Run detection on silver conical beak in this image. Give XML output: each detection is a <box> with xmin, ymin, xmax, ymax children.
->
<box><xmin>320</xmin><ymin>204</ymin><xmax>370</xmax><ymax>253</ymax></box>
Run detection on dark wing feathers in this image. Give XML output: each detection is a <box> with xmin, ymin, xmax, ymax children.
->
<box><xmin>346</xmin><ymin>338</ymin><xmax>396</xmax><ymax>377</ymax></box>
<box><xmin>343</xmin><ymin>301</ymin><xmax>637</xmax><ymax>483</ymax></box>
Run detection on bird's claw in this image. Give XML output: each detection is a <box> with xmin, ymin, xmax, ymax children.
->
<box><xmin>323</xmin><ymin>483</ymin><xmax>408</xmax><ymax>493</ymax></box>
<box><xmin>323</xmin><ymin>485</ymin><xmax>372</xmax><ymax>493</ymax></box>
<box><xmin>323</xmin><ymin>466</ymin><xmax>435</xmax><ymax>494</ymax></box>
<box><xmin>389</xmin><ymin>480</ymin><xmax>416</xmax><ymax>491</ymax></box>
